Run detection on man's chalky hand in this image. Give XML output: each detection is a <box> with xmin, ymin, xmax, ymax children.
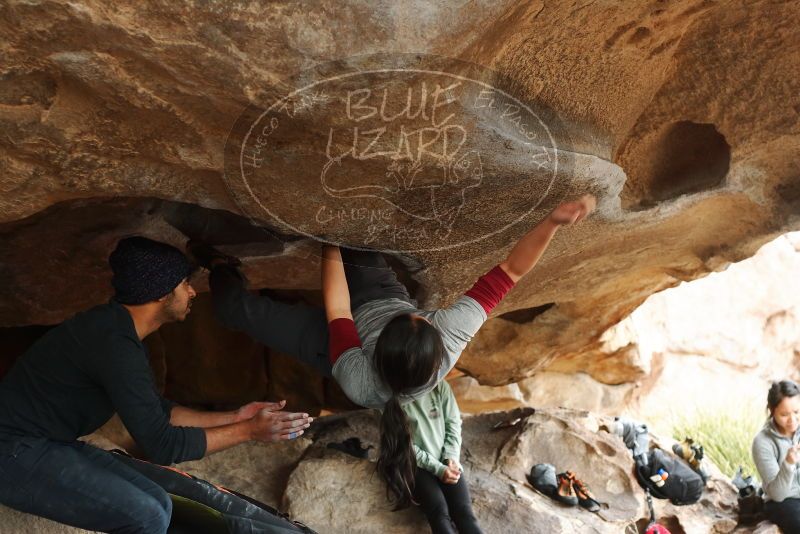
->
<box><xmin>235</xmin><ymin>400</ymin><xmax>286</xmax><ymax>423</ymax></box>
<box><xmin>251</xmin><ymin>409</ymin><xmax>313</xmax><ymax>442</ymax></box>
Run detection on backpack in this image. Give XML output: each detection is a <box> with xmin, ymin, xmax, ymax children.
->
<box><xmin>635</xmin><ymin>448</ymin><xmax>704</xmax><ymax>505</ymax></box>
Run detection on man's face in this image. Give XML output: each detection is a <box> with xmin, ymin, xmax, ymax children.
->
<box><xmin>161</xmin><ymin>278</ymin><xmax>196</xmax><ymax>322</ymax></box>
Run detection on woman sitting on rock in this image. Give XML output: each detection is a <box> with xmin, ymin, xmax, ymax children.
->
<box><xmin>752</xmin><ymin>379</ymin><xmax>800</xmax><ymax>533</ymax></box>
<box><xmin>401</xmin><ymin>380</ymin><xmax>481</xmax><ymax>533</ymax></box>
<box><xmin>197</xmin><ymin>194</ymin><xmax>595</xmax><ymax>509</ymax></box>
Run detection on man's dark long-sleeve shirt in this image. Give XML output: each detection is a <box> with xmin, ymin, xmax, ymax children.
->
<box><xmin>0</xmin><ymin>300</ymin><xmax>206</xmax><ymax>465</ymax></box>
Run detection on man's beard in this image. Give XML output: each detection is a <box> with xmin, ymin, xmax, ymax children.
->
<box><xmin>163</xmin><ymin>299</ymin><xmax>192</xmax><ymax>323</ymax></box>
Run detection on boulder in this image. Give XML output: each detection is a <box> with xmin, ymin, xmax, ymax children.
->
<box><xmin>0</xmin><ymin>0</ymin><xmax>797</xmax><ymax>388</ymax></box>
<box><xmin>283</xmin><ymin>408</ymin><xmax>742</xmax><ymax>533</ymax></box>
<box><xmin>0</xmin><ymin>406</ymin><xmax>769</xmax><ymax>533</ymax></box>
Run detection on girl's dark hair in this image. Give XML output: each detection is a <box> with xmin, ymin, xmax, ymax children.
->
<box><xmin>374</xmin><ymin>313</ymin><xmax>445</xmax><ymax>509</ymax></box>
<box><xmin>767</xmin><ymin>380</ymin><xmax>800</xmax><ymax>413</ymax></box>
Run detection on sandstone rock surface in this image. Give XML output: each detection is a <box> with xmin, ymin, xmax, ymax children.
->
<box><xmin>0</xmin><ymin>3</ymin><xmax>796</xmax><ymax>532</ymax></box>
<box><xmin>0</xmin><ymin>0</ymin><xmax>797</xmax><ymax>388</ymax></box>
<box><xmin>0</xmin><ymin>407</ymin><xmax>759</xmax><ymax>534</ymax></box>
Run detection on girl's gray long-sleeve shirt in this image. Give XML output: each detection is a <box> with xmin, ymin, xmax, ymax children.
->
<box><xmin>330</xmin><ymin>265</ymin><xmax>514</xmax><ymax>410</ymax></box>
<box><xmin>332</xmin><ymin>296</ymin><xmax>486</xmax><ymax>410</ymax></box>
<box><xmin>752</xmin><ymin>420</ymin><xmax>800</xmax><ymax>502</ymax></box>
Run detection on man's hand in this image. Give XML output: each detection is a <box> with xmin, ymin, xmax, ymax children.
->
<box><xmin>234</xmin><ymin>400</ymin><xmax>286</xmax><ymax>423</ymax></box>
<box><xmin>249</xmin><ymin>408</ymin><xmax>312</xmax><ymax>443</ymax></box>
<box><xmin>548</xmin><ymin>194</ymin><xmax>596</xmax><ymax>226</ymax></box>
<box><xmin>441</xmin><ymin>459</ymin><xmax>461</xmax><ymax>484</ymax></box>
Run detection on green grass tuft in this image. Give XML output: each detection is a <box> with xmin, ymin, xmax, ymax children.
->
<box><xmin>668</xmin><ymin>402</ymin><xmax>765</xmax><ymax>479</ymax></box>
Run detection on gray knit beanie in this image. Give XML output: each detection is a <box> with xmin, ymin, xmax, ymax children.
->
<box><xmin>109</xmin><ymin>236</ymin><xmax>192</xmax><ymax>305</ymax></box>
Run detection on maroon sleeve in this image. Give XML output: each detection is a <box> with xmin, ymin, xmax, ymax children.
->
<box><xmin>328</xmin><ymin>318</ymin><xmax>363</xmax><ymax>365</ymax></box>
<box><xmin>464</xmin><ymin>265</ymin><xmax>516</xmax><ymax>315</ymax></box>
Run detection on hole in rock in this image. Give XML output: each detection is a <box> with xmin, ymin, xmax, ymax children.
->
<box><xmin>623</xmin><ymin>121</ymin><xmax>730</xmax><ymax>210</ymax></box>
<box><xmin>499</xmin><ymin>303</ymin><xmax>555</xmax><ymax>324</ymax></box>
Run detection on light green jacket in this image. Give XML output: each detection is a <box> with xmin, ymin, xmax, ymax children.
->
<box><xmin>401</xmin><ymin>380</ymin><xmax>462</xmax><ymax>478</ymax></box>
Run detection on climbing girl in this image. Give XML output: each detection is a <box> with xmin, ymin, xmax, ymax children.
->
<box><xmin>195</xmin><ymin>194</ymin><xmax>596</xmax><ymax>508</ymax></box>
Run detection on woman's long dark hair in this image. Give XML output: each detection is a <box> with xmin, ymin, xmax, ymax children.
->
<box><xmin>768</xmin><ymin>380</ymin><xmax>800</xmax><ymax>414</ymax></box>
<box><xmin>375</xmin><ymin>313</ymin><xmax>445</xmax><ymax>509</ymax></box>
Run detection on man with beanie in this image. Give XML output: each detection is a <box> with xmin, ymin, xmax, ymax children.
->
<box><xmin>0</xmin><ymin>236</ymin><xmax>312</xmax><ymax>534</ymax></box>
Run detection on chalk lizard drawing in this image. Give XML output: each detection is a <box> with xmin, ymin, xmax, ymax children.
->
<box><xmin>320</xmin><ymin>149</ymin><xmax>483</xmax><ymax>240</ymax></box>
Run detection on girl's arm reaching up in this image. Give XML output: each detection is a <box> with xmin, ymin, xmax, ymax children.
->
<box><xmin>322</xmin><ymin>245</ymin><xmax>362</xmax><ymax>365</ymax></box>
<box><xmin>461</xmin><ymin>194</ymin><xmax>596</xmax><ymax>318</ymax></box>
<box><xmin>499</xmin><ymin>194</ymin><xmax>596</xmax><ymax>283</ymax></box>
<box><xmin>322</xmin><ymin>245</ymin><xmax>353</xmax><ymax>321</ymax></box>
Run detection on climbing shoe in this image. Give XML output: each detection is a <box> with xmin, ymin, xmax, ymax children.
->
<box><xmin>566</xmin><ymin>471</ymin><xmax>601</xmax><ymax>512</ymax></box>
<box><xmin>187</xmin><ymin>240</ymin><xmax>242</xmax><ymax>270</ymax></box>
<box><xmin>527</xmin><ymin>463</ymin><xmax>558</xmax><ymax>498</ymax></box>
<box><xmin>554</xmin><ymin>472</ymin><xmax>579</xmax><ymax>506</ymax></box>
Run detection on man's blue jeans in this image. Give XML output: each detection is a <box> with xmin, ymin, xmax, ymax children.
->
<box><xmin>0</xmin><ymin>437</ymin><xmax>172</xmax><ymax>533</ymax></box>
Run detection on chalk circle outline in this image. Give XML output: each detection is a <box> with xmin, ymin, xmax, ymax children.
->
<box><xmin>227</xmin><ymin>57</ymin><xmax>567</xmax><ymax>255</ymax></box>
